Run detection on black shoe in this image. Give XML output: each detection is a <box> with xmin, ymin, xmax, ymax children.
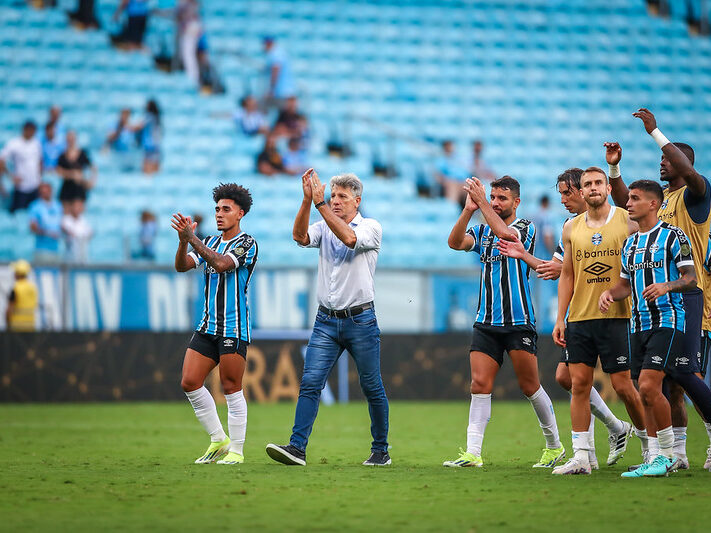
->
<box><xmin>362</xmin><ymin>451</ymin><xmax>392</xmax><ymax>466</ymax></box>
<box><xmin>266</xmin><ymin>443</ymin><xmax>306</xmax><ymax>466</ymax></box>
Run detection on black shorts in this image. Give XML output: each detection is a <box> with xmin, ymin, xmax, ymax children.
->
<box><xmin>681</xmin><ymin>290</ymin><xmax>703</xmax><ymax>374</ymax></box>
<box><xmin>188</xmin><ymin>331</ymin><xmax>248</xmax><ymax>363</ymax></box>
<box><xmin>470</xmin><ymin>323</ymin><xmax>537</xmax><ymax>366</ymax></box>
<box><xmin>630</xmin><ymin>328</ymin><xmax>686</xmax><ymax>380</ymax></box>
<box><xmin>566</xmin><ymin>319</ymin><xmax>630</xmax><ymax>374</ymax></box>
<box><xmin>700</xmin><ymin>330</ymin><xmax>711</xmax><ymax>378</ymax></box>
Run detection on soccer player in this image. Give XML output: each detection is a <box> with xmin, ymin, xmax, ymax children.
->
<box><xmin>266</xmin><ymin>169</ymin><xmax>390</xmax><ymax>466</ymax></box>
<box><xmin>545</xmin><ymin>167</ymin><xmax>646</xmax><ymax>475</ymax></box>
<box><xmin>600</xmin><ymin>180</ymin><xmax>697</xmax><ymax>477</ymax></box>
<box><xmin>699</xmin><ymin>232</ymin><xmax>711</xmax><ymax>470</ymax></box>
<box><xmin>610</xmin><ymin>108</ymin><xmax>711</xmax><ymax>468</ymax></box>
<box><xmin>172</xmin><ymin>183</ymin><xmax>257</xmax><ymax>465</ymax></box>
<box><xmin>444</xmin><ymin>176</ymin><xmax>564</xmax><ymax>468</ymax></box>
<box><xmin>499</xmin><ymin>163</ymin><xmax>635</xmax><ymax>469</ymax></box>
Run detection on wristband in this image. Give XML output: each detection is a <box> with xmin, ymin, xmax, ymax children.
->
<box><xmin>650</xmin><ymin>128</ymin><xmax>670</xmax><ymax>149</ymax></box>
<box><xmin>314</xmin><ymin>201</ymin><xmax>326</xmax><ymax>209</ymax></box>
<box><xmin>608</xmin><ymin>163</ymin><xmax>621</xmax><ymax>180</ymax></box>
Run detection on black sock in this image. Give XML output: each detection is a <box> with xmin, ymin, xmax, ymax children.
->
<box><xmin>669</xmin><ymin>372</ymin><xmax>711</xmax><ymax>422</ymax></box>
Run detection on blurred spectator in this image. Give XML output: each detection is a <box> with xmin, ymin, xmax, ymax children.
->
<box><xmin>434</xmin><ymin>140</ymin><xmax>468</xmax><ymax>205</ymax></box>
<box><xmin>40</xmin><ymin>122</ymin><xmax>66</xmax><ymax>172</ymax></box>
<box><xmin>68</xmin><ymin>0</ymin><xmax>100</xmax><ymax>29</ymax></box>
<box><xmin>193</xmin><ymin>213</ymin><xmax>205</xmax><ymax>240</ymax></box>
<box><xmin>197</xmin><ymin>38</ymin><xmax>226</xmax><ymax>94</ymax></box>
<box><xmin>211</xmin><ymin>96</ymin><xmax>267</xmax><ymax>136</ymax></box>
<box><xmin>46</xmin><ymin>106</ymin><xmax>67</xmax><ymax>144</ymax></box>
<box><xmin>135</xmin><ymin>100</ymin><xmax>162</xmax><ymax>174</ymax></box>
<box><xmin>176</xmin><ymin>0</ymin><xmax>202</xmax><ymax>85</ymax></box>
<box><xmin>105</xmin><ymin>108</ymin><xmax>136</xmax><ymax>171</ymax></box>
<box><xmin>273</xmin><ymin>96</ymin><xmax>308</xmax><ymax>141</ymax></box>
<box><xmin>135</xmin><ymin>210</ymin><xmax>157</xmax><ymax>260</ymax></box>
<box><xmin>532</xmin><ymin>195</ymin><xmax>556</xmax><ymax>256</ymax></box>
<box><xmin>470</xmin><ymin>140</ymin><xmax>497</xmax><ymax>183</ymax></box>
<box><xmin>262</xmin><ymin>36</ymin><xmax>296</xmax><ymax>108</ymax></box>
<box><xmin>28</xmin><ymin>182</ymin><xmax>62</xmax><ymax>263</ymax></box>
<box><xmin>282</xmin><ymin>137</ymin><xmax>308</xmax><ymax>175</ymax></box>
<box><xmin>111</xmin><ymin>0</ymin><xmax>150</xmax><ymax>50</ymax></box>
<box><xmin>5</xmin><ymin>260</ymin><xmax>38</xmax><ymax>332</ymax></box>
<box><xmin>61</xmin><ymin>199</ymin><xmax>93</xmax><ymax>264</ymax></box>
<box><xmin>256</xmin><ymin>134</ymin><xmax>286</xmax><ymax>176</ymax></box>
<box><xmin>57</xmin><ymin>131</ymin><xmax>97</xmax><ymax>210</ymax></box>
<box><xmin>0</xmin><ymin>120</ymin><xmax>42</xmax><ymax>213</ymax></box>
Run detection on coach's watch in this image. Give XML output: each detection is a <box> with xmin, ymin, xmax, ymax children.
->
<box><xmin>314</xmin><ymin>201</ymin><xmax>326</xmax><ymax>209</ymax></box>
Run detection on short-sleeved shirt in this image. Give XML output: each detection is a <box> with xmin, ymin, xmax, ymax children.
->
<box><xmin>265</xmin><ymin>46</ymin><xmax>296</xmax><ymax>99</ymax></box>
<box><xmin>40</xmin><ymin>134</ymin><xmax>66</xmax><ymax>170</ymax></box>
<box><xmin>303</xmin><ymin>212</ymin><xmax>381</xmax><ymax>310</ymax></box>
<box><xmin>0</xmin><ymin>136</ymin><xmax>42</xmax><ymax>192</ymax></box>
<box><xmin>621</xmin><ymin>221</ymin><xmax>694</xmax><ymax>332</ymax></box>
<box><xmin>28</xmin><ymin>198</ymin><xmax>62</xmax><ymax>253</ymax></box>
<box><xmin>466</xmin><ymin>218</ymin><xmax>536</xmax><ymax>327</ymax></box>
<box><xmin>233</xmin><ymin>109</ymin><xmax>266</xmax><ymax>136</ymax></box>
<box><xmin>188</xmin><ymin>233</ymin><xmax>258</xmax><ymax>340</ymax></box>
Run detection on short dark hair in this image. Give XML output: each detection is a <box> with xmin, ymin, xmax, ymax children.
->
<box><xmin>491</xmin><ymin>175</ymin><xmax>520</xmax><ymax>198</ymax></box>
<box><xmin>629</xmin><ymin>179</ymin><xmax>664</xmax><ymax>205</ymax></box>
<box><xmin>581</xmin><ymin>166</ymin><xmax>607</xmax><ymax>184</ymax></box>
<box><xmin>557</xmin><ymin>167</ymin><xmax>583</xmax><ymax>190</ymax></box>
<box><xmin>213</xmin><ymin>183</ymin><xmax>252</xmax><ymax>214</ymax></box>
<box><xmin>23</xmin><ymin>120</ymin><xmax>37</xmax><ymax>130</ymax></box>
<box><xmin>673</xmin><ymin>142</ymin><xmax>695</xmax><ymax>165</ymax></box>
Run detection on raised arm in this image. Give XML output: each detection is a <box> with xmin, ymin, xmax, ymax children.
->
<box><xmin>292</xmin><ymin>169</ymin><xmax>313</xmax><ymax>246</ymax></box>
<box><xmin>605</xmin><ymin>142</ymin><xmax>630</xmax><ymax>207</ymax></box>
<box><xmin>171</xmin><ymin>214</ymin><xmax>198</xmax><ymax>272</ymax></box>
<box><xmin>448</xmin><ymin>188</ymin><xmax>478</xmax><ymax>250</ymax></box>
<box><xmin>464</xmin><ymin>177</ymin><xmax>518</xmax><ymax>241</ymax></box>
<box><xmin>172</xmin><ymin>213</ymin><xmax>234</xmax><ymax>273</ymax></box>
<box><xmin>633</xmin><ymin>108</ymin><xmax>706</xmax><ymax>197</ymax></box>
<box><xmin>309</xmin><ymin>171</ymin><xmax>357</xmax><ymax>249</ymax></box>
<box><xmin>553</xmin><ymin>220</ymin><xmax>575</xmax><ymax>347</ymax></box>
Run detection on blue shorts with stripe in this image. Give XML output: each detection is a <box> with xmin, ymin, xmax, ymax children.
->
<box><xmin>630</xmin><ymin>328</ymin><xmax>686</xmax><ymax>380</ymax></box>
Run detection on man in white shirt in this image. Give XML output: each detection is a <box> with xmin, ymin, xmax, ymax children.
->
<box><xmin>0</xmin><ymin>121</ymin><xmax>42</xmax><ymax>212</ymax></box>
<box><xmin>266</xmin><ymin>169</ymin><xmax>390</xmax><ymax>466</ymax></box>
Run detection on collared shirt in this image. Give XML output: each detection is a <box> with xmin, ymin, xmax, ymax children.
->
<box><xmin>303</xmin><ymin>212</ymin><xmax>381</xmax><ymax>310</ymax></box>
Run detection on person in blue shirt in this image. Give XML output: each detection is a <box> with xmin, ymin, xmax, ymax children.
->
<box><xmin>263</xmin><ymin>36</ymin><xmax>296</xmax><ymax>107</ymax></box>
<box><xmin>40</xmin><ymin>122</ymin><xmax>66</xmax><ymax>172</ymax></box>
<box><xmin>28</xmin><ymin>182</ymin><xmax>62</xmax><ymax>263</ymax></box>
<box><xmin>173</xmin><ymin>183</ymin><xmax>257</xmax><ymax>466</ymax></box>
<box><xmin>112</xmin><ymin>0</ymin><xmax>150</xmax><ymax>49</ymax></box>
<box><xmin>135</xmin><ymin>99</ymin><xmax>161</xmax><ymax>175</ymax></box>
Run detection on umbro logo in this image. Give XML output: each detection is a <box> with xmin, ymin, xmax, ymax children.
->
<box><xmin>651</xmin><ymin>355</ymin><xmax>663</xmax><ymax>365</ymax></box>
<box><xmin>583</xmin><ymin>262</ymin><xmax>612</xmax><ymax>276</ymax></box>
<box><xmin>522</xmin><ymin>337</ymin><xmax>532</xmax><ymax>346</ymax></box>
<box><xmin>616</xmin><ymin>356</ymin><xmax>627</xmax><ymax>364</ymax></box>
<box><xmin>676</xmin><ymin>356</ymin><xmax>689</xmax><ymax>365</ymax></box>
<box><xmin>223</xmin><ymin>339</ymin><xmax>235</xmax><ymax>347</ymax></box>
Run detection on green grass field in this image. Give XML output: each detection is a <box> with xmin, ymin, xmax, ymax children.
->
<box><xmin>1</xmin><ymin>401</ymin><xmax>709</xmax><ymax>532</ymax></box>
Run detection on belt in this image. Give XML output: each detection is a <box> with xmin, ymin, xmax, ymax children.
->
<box><xmin>318</xmin><ymin>301</ymin><xmax>374</xmax><ymax>319</ymax></box>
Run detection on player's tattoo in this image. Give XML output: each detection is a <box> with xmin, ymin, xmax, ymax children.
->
<box><xmin>188</xmin><ymin>234</ymin><xmax>233</xmax><ymax>271</ymax></box>
<box><xmin>665</xmin><ymin>265</ymin><xmax>697</xmax><ymax>293</ymax></box>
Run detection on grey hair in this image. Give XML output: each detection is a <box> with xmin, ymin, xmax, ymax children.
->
<box><xmin>330</xmin><ymin>173</ymin><xmax>363</xmax><ymax>198</ymax></box>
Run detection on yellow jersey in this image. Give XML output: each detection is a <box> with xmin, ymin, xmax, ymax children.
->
<box><xmin>658</xmin><ymin>184</ymin><xmax>711</xmax><ymax>293</ymax></box>
<box><xmin>8</xmin><ymin>278</ymin><xmax>38</xmax><ymax>331</ymax></box>
<box><xmin>568</xmin><ymin>206</ymin><xmax>631</xmax><ymax>322</ymax></box>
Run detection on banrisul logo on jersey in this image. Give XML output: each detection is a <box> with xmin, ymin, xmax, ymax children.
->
<box><xmin>591</xmin><ymin>232</ymin><xmax>603</xmax><ymax>245</ymax></box>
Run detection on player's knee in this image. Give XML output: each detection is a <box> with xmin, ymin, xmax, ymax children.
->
<box><xmin>555</xmin><ymin>368</ymin><xmax>572</xmax><ymax>391</ymax></box>
<box><xmin>517</xmin><ymin>376</ymin><xmax>540</xmax><ymax>397</ymax></box>
<box><xmin>181</xmin><ymin>376</ymin><xmax>203</xmax><ymax>392</ymax></box>
<box><xmin>221</xmin><ymin>378</ymin><xmax>241</xmax><ymax>395</ymax></box>
<box><xmin>471</xmin><ymin>378</ymin><xmax>492</xmax><ymax>394</ymax></box>
<box><xmin>638</xmin><ymin>381</ymin><xmax>657</xmax><ymax>406</ymax></box>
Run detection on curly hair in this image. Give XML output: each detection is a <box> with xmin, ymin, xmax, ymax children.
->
<box><xmin>213</xmin><ymin>183</ymin><xmax>253</xmax><ymax>214</ymax></box>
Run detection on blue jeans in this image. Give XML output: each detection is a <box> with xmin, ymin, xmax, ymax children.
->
<box><xmin>290</xmin><ymin>307</ymin><xmax>389</xmax><ymax>453</ymax></box>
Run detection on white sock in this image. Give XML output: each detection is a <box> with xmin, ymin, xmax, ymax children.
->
<box><xmin>634</xmin><ymin>427</ymin><xmax>649</xmax><ymax>453</ymax></box>
<box><xmin>587</xmin><ymin>416</ymin><xmax>596</xmax><ymax>452</ymax></box>
<box><xmin>225</xmin><ymin>390</ymin><xmax>248</xmax><ymax>455</ymax></box>
<box><xmin>527</xmin><ymin>386</ymin><xmax>561</xmax><ymax>449</ymax></box>
<box><xmin>572</xmin><ymin>431</ymin><xmax>590</xmax><ymax>463</ymax></box>
<box><xmin>705</xmin><ymin>422</ymin><xmax>711</xmax><ymax>444</ymax></box>
<box><xmin>589</xmin><ymin>387</ymin><xmax>625</xmax><ymax>434</ymax></box>
<box><xmin>672</xmin><ymin>426</ymin><xmax>687</xmax><ymax>458</ymax></box>
<box><xmin>658</xmin><ymin>426</ymin><xmax>675</xmax><ymax>459</ymax></box>
<box><xmin>467</xmin><ymin>393</ymin><xmax>491</xmax><ymax>456</ymax></box>
<box><xmin>185</xmin><ymin>386</ymin><xmax>227</xmax><ymax>442</ymax></box>
<box><xmin>648</xmin><ymin>437</ymin><xmax>659</xmax><ymax>460</ymax></box>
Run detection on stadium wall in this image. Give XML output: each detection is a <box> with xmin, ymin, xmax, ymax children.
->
<box><xmin>0</xmin><ymin>332</ymin><xmax>618</xmax><ymax>403</ymax></box>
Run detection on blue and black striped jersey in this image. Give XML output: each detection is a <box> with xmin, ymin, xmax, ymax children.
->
<box><xmin>189</xmin><ymin>232</ymin><xmax>258</xmax><ymax>340</ymax></box>
<box><xmin>466</xmin><ymin>219</ymin><xmax>536</xmax><ymax>327</ymax></box>
<box><xmin>620</xmin><ymin>221</ymin><xmax>694</xmax><ymax>333</ymax></box>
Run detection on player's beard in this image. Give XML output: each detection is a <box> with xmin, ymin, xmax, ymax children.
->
<box><xmin>495</xmin><ymin>207</ymin><xmax>512</xmax><ymax>220</ymax></box>
<box><xmin>585</xmin><ymin>194</ymin><xmax>607</xmax><ymax>208</ymax></box>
